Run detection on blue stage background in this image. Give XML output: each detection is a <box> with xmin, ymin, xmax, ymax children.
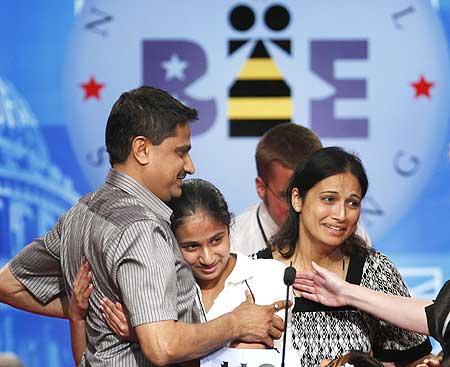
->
<box><xmin>0</xmin><ymin>1</ymin><xmax>449</xmax><ymax>365</ymax></box>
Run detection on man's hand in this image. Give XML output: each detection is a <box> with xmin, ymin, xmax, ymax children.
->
<box><xmin>293</xmin><ymin>261</ymin><xmax>349</xmax><ymax>307</ymax></box>
<box><xmin>269</xmin><ymin>314</ymin><xmax>284</xmax><ymax>341</ymax></box>
<box><xmin>230</xmin><ymin>292</ymin><xmax>287</xmax><ymax>347</ymax></box>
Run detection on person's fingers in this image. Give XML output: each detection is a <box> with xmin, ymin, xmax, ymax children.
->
<box><xmin>103</xmin><ymin>297</ymin><xmax>115</xmax><ymax>309</ymax></box>
<box><xmin>311</xmin><ymin>261</ymin><xmax>328</xmax><ymax>276</ymax></box>
<box><xmin>103</xmin><ymin>299</ymin><xmax>126</xmax><ymax>326</ymax></box>
<box><xmin>82</xmin><ymin>283</ymin><xmax>94</xmax><ymax>299</ymax></box>
<box><xmin>272</xmin><ymin>314</ymin><xmax>283</xmax><ymax>329</ymax></box>
<box><xmin>245</xmin><ymin>290</ymin><xmax>254</xmax><ymax>304</ymax></box>
<box><xmin>102</xmin><ymin>301</ymin><xmax>121</xmax><ymax>328</ymax></box>
<box><xmin>77</xmin><ymin>271</ymin><xmax>92</xmax><ymax>296</ymax></box>
<box><xmin>116</xmin><ymin>302</ymin><xmax>124</xmax><ymax>312</ymax></box>
<box><xmin>103</xmin><ymin>308</ymin><xmax>121</xmax><ymax>335</ymax></box>
<box><xmin>295</xmin><ymin>271</ymin><xmax>315</xmax><ymax>281</ymax></box>
<box><xmin>293</xmin><ymin>278</ymin><xmax>314</xmax><ymax>287</ymax></box>
<box><xmin>269</xmin><ymin>324</ymin><xmax>282</xmax><ymax>340</ymax></box>
<box><xmin>110</xmin><ymin>302</ymin><xmax>127</xmax><ymax>322</ymax></box>
<box><xmin>84</xmin><ymin>259</ymin><xmax>91</xmax><ymax>271</ymax></box>
<box><xmin>262</xmin><ymin>336</ymin><xmax>274</xmax><ymax>348</ymax></box>
<box><xmin>271</xmin><ymin>300</ymin><xmax>287</xmax><ymax>313</ymax></box>
<box><xmin>74</xmin><ymin>263</ymin><xmax>84</xmax><ymax>286</ymax></box>
<box><xmin>79</xmin><ymin>271</ymin><xmax>90</xmax><ymax>289</ymax></box>
<box><xmin>299</xmin><ymin>291</ymin><xmax>318</xmax><ymax>302</ymax></box>
<box><xmin>295</xmin><ymin>284</ymin><xmax>315</xmax><ymax>294</ymax></box>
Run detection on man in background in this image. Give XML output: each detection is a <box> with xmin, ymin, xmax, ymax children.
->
<box><xmin>231</xmin><ymin>123</ymin><xmax>371</xmax><ymax>256</ymax></box>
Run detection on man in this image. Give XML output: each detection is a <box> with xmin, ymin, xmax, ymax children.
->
<box><xmin>231</xmin><ymin>123</ymin><xmax>371</xmax><ymax>256</ymax></box>
<box><xmin>0</xmin><ymin>87</ymin><xmax>283</xmax><ymax>366</ymax></box>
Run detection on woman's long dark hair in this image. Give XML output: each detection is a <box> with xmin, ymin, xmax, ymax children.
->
<box><xmin>271</xmin><ymin>147</ymin><xmax>370</xmax><ymax>258</ymax></box>
<box><xmin>169</xmin><ymin>179</ymin><xmax>232</xmax><ymax>233</ymax></box>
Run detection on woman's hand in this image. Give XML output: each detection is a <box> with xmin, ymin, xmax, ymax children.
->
<box><xmin>414</xmin><ymin>355</ymin><xmax>442</xmax><ymax>367</ymax></box>
<box><xmin>293</xmin><ymin>261</ymin><xmax>348</xmax><ymax>307</ymax></box>
<box><xmin>101</xmin><ymin>298</ymin><xmax>138</xmax><ymax>342</ymax></box>
<box><xmin>69</xmin><ymin>259</ymin><xmax>93</xmax><ymax>321</ymax></box>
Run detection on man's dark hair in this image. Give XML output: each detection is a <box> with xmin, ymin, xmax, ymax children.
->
<box><xmin>105</xmin><ymin>86</ymin><xmax>198</xmax><ymax>165</ymax></box>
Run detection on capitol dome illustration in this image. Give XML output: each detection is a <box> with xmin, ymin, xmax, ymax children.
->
<box><xmin>0</xmin><ymin>76</ymin><xmax>79</xmax><ymax>262</ymax></box>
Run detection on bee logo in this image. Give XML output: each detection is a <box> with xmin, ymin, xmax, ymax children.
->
<box><xmin>227</xmin><ymin>5</ymin><xmax>292</xmax><ymax>137</ymax></box>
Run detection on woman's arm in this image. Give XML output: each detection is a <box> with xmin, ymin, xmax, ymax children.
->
<box><xmin>294</xmin><ymin>261</ymin><xmax>432</xmax><ymax>335</ymax></box>
<box><xmin>69</xmin><ymin>260</ymin><xmax>93</xmax><ymax>366</ymax></box>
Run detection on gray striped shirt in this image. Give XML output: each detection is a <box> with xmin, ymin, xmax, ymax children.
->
<box><xmin>10</xmin><ymin>169</ymin><xmax>200</xmax><ymax>366</ymax></box>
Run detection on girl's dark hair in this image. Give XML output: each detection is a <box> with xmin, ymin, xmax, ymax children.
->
<box><xmin>326</xmin><ymin>350</ymin><xmax>384</xmax><ymax>367</ymax></box>
<box><xmin>169</xmin><ymin>179</ymin><xmax>232</xmax><ymax>233</ymax></box>
<box><xmin>271</xmin><ymin>147</ymin><xmax>370</xmax><ymax>258</ymax></box>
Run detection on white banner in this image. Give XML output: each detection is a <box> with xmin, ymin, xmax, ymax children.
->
<box><xmin>201</xmin><ymin>347</ymin><xmax>298</xmax><ymax>367</ymax></box>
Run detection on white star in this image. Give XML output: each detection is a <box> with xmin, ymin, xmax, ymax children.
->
<box><xmin>161</xmin><ymin>54</ymin><xmax>188</xmax><ymax>81</ymax></box>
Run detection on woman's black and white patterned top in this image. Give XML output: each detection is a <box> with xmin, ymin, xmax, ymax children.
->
<box><xmin>256</xmin><ymin>249</ymin><xmax>432</xmax><ymax>367</ymax></box>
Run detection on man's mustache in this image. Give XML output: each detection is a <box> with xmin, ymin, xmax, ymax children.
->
<box><xmin>177</xmin><ymin>172</ymin><xmax>186</xmax><ymax>180</ymax></box>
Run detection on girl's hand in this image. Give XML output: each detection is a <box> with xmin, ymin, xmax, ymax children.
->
<box><xmin>101</xmin><ymin>298</ymin><xmax>137</xmax><ymax>342</ymax></box>
<box><xmin>69</xmin><ymin>259</ymin><xmax>93</xmax><ymax>321</ymax></box>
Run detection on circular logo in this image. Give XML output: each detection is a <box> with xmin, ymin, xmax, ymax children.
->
<box><xmin>64</xmin><ymin>1</ymin><xmax>450</xmax><ymax>241</ymax></box>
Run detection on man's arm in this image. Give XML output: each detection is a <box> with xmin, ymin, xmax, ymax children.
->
<box><xmin>0</xmin><ymin>263</ymin><xmax>68</xmax><ymax>318</ymax></box>
<box><xmin>135</xmin><ymin>294</ymin><xmax>285</xmax><ymax>366</ymax></box>
<box><xmin>0</xmin><ymin>214</ymin><xmax>68</xmax><ymax>317</ymax></box>
<box><xmin>294</xmin><ymin>261</ymin><xmax>432</xmax><ymax>335</ymax></box>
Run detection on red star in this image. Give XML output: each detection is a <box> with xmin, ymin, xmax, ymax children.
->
<box><xmin>411</xmin><ymin>75</ymin><xmax>434</xmax><ymax>98</ymax></box>
<box><xmin>81</xmin><ymin>77</ymin><xmax>105</xmax><ymax>100</ymax></box>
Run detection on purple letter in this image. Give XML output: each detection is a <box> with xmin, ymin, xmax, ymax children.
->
<box><xmin>310</xmin><ymin>40</ymin><xmax>368</xmax><ymax>138</ymax></box>
<box><xmin>143</xmin><ymin>40</ymin><xmax>217</xmax><ymax>136</ymax></box>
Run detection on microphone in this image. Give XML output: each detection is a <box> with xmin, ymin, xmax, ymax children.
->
<box><xmin>283</xmin><ymin>266</ymin><xmax>296</xmax><ymax>286</ymax></box>
<box><xmin>281</xmin><ymin>266</ymin><xmax>295</xmax><ymax>367</ymax></box>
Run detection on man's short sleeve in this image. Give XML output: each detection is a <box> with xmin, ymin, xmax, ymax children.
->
<box><xmin>115</xmin><ymin>220</ymin><xmax>179</xmax><ymax>327</ymax></box>
<box><xmin>9</xmin><ymin>220</ymin><xmax>64</xmax><ymax>304</ymax></box>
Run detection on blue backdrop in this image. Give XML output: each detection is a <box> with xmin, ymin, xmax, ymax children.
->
<box><xmin>0</xmin><ymin>1</ymin><xmax>449</xmax><ymax>365</ymax></box>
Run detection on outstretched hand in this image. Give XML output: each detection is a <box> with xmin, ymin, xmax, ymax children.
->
<box><xmin>293</xmin><ymin>261</ymin><xmax>348</xmax><ymax>307</ymax></box>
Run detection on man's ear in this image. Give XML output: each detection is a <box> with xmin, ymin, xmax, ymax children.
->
<box><xmin>131</xmin><ymin>136</ymin><xmax>151</xmax><ymax>165</ymax></box>
<box><xmin>255</xmin><ymin>176</ymin><xmax>266</xmax><ymax>201</ymax></box>
<box><xmin>291</xmin><ymin>187</ymin><xmax>302</xmax><ymax>213</ymax></box>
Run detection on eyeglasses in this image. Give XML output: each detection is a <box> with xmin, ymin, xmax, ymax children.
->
<box><xmin>262</xmin><ymin>180</ymin><xmax>286</xmax><ymax>202</ymax></box>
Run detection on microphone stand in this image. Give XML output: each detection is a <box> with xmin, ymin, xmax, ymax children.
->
<box><xmin>281</xmin><ymin>265</ymin><xmax>295</xmax><ymax>367</ymax></box>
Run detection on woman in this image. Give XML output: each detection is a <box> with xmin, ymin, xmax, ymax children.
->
<box><xmin>255</xmin><ymin>147</ymin><xmax>432</xmax><ymax>366</ymax></box>
<box><xmin>69</xmin><ymin>179</ymin><xmax>289</xmax><ymax>365</ymax></box>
